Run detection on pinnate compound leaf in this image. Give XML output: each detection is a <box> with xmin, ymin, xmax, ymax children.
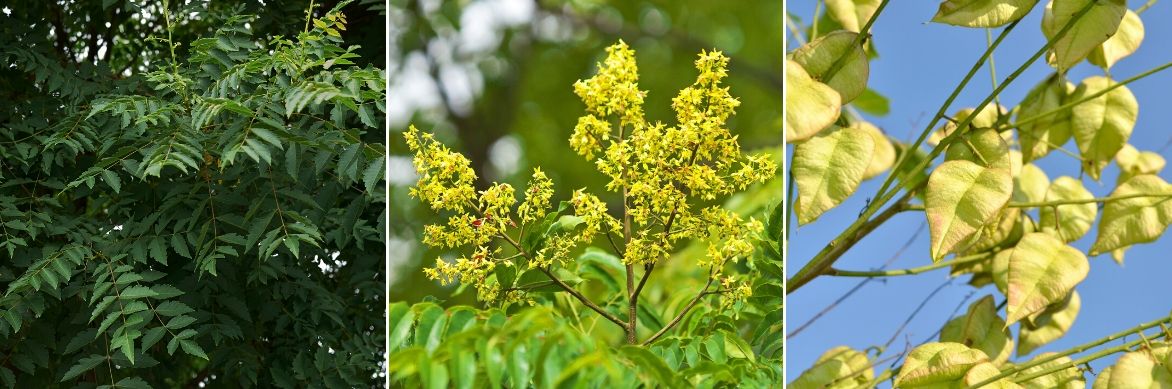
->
<box><xmin>825</xmin><ymin>0</ymin><xmax>882</xmax><ymax>32</ymax></box>
<box><xmin>931</xmin><ymin>0</ymin><xmax>1038</xmax><ymax>27</ymax></box>
<box><xmin>793</xmin><ymin>126</ymin><xmax>874</xmax><ymax>225</ymax></box>
<box><xmin>1042</xmin><ymin>0</ymin><xmax>1126</xmax><ymax>73</ymax></box>
<box><xmin>940</xmin><ymin>295</ymin><xmax>1013</xmax><ymax>364</ymax></box>
<box><xmin>790</xmin><ymin>30</ymin><xmax>870</xmax><ymax>103</ymax></box>
<box><xmin>785</xmin><ymin>60</ymin><xmax>841</xmax><ymax>142</ymax></box>
<box><xmin>1089</xmin><ymin>9</ymin><xmax>1144</xmax><ymax>69</ymax></box>
<box><xmin>1091</xmin><ymin>174</ymin><xmax>1172</xmax><ymax>255</ymax></box>
<box><xmin>1018</xmin><ymin>291</ymin><xmax>1080</xmax><ymax>356</ymax></box>
<box><xmin>895</xmin><ymin>342</ymin><xmax>988</xmax><ymax>387</ymax></box>
<box><xmin>1017</xmin><ymin>74</ymin><xmax>1075</xmax><ymax>163</ymax></box>
<box><xmin>1006</xmin><ymin>232</ymin><xmax>1088</xmax><ymax>325</ymax></box>
<box><xmin>61</xmin><ymin>354</ymin><xmax>105</xmax><ymax>381</ymax></box>
<box><xmin>788</xmin><ymin>346</ymin><xmax>873</xmax><ymax>389</ymax></box>
<box><xmin>1070</xmin><ymin>76</ymin><xmax>1138</xmax><ymax>181</ymax></box>
<box><xmin>1038</xmin><ymin>176</ymin><xmax>1097</xmax><ymax>242</ymax></box>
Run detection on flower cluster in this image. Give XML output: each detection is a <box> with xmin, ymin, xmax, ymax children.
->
<box><xmin>516</xmin><ymin>168</ymin><xmax>553</xmax><ymax>225</ymax></box>
<box><xmin>407</xmin><ymin>42</ymin><xmax>775</xmax><ymax>309</ymax></box>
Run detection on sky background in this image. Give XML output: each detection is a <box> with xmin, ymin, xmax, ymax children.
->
<box><xmin>786</xmin><ymin>1</ymin><xmax>1172</xmax><ymax>385</ymax></box>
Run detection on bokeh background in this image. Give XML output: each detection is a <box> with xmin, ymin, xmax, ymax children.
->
<box><xmin>388</xmin><ymin>0</ymin><xmax>783</xmax><ymax>311</ymax></box>
<box><xmin>786</xmin><ymin>1</ymin><xmax>1172</xmax><ymax>386</ymax></box>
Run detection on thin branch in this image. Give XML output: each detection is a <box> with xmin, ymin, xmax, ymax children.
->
<box><xmin>788</xmin><ymin>221</ymin><xmax>924</xmax><ymax>338</ymax></box>
<box><xmin>495</xmin><ymin>232</ymin><xmax>628</xmax><ymax>328</ymax></box>
<box><xmin>827</xmin><ymin>251</ymin><xmax>993</xmax><ymax>278</ymax></box>
<box><xmin>788</xmin><ymin>190</ymin><xmax>914</xmax><ymax>293</ymax></box>
<box><xmin>1004</xmin><ymin>61</ymin><xmax>1172</xmax><ymax>131</ymax></box>
<box><xmin>966</xmin><ymin>314</ymin><xmax>1172</xmax><ymax>388</ymax></box>
<box><xmin>641</xmin><ymin>276</ymin><xmax>716</xmax><ymax>345</ymax></box>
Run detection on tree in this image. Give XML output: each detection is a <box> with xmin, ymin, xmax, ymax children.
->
<box><xmin>389</xmin><ymin>41</ymin><xmax>783</xmax><ymax>387</ymax></box>
<box><xmin>788</xmin><ymin>0</ymin><xmax>1172</xmax><ymax>387</ymax></box>
<box><xmin>0</xmin><ymin>1</ymin><xmax>385</xmax><ymax>387</ymax></box>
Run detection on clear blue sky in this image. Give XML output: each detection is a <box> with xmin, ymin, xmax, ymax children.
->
<box><xmin>786</xmin><ymin>1</ymin><xmax>1172</xmax><ymax>385</ymax></box>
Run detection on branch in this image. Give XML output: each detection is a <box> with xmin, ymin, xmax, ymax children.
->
<box><xmin>827</xmin><ymin>251</ymin><xmax>993</xmax><ymax>278</ymax></box>
<box><xmin>901</xmin><ymin>192</ymin><xmax>1172</xmax><ymax>211</ymax></box>
<box><xmin>966</xmin><ymin>314</ymin><xmax>1172</xmax><ymax>388</ymax></box>
<box><xmin>641</xmin><ymin>276</ymin><xmax>716</xmax><ymax>345</ymax></box>
<box><xmin>1008</xmin><ymin>331</ymin><xmax>1168</xmax><ymax>386</ymax></box>
<box><xmin>1004</xmin><ymin>61</ymin><xmax>1172</xmax><ymax>132</ymax></box>
<box><xmin>496</xmin><ymin>232</ymin><xmax>628</xmax><ymax>329</ymax></box>
<box><xmin>787</xmin><ymin>191</ymin><xmax>914</xmax><ymax>293</ymax></box>
<box><xmin>791</xmin><ymin>2</ymin><xmax>1101</xmax><ymax>293</ymax></box>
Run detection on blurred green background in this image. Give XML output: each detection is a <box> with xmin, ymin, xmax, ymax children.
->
<box><xmin>388</xmin><ymin>0</ymin><xmax>782</xmax><ymax>308</ymax></box>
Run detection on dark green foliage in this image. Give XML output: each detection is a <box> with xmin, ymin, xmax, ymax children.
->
<box><xmin>0</xmin><ymin>1</ymin><xmax>384</xmax><ymax>387</ymax></box>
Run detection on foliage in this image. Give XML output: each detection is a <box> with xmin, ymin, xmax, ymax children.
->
<box><xmin>0</xmin><ymin>1</ymin><xmax>385</xmax><ymax>387</ymax></box>
<box><xmin>788</xmin><ymin>0</ymin><xmax>1172</xmax><ymax>387</ymax></box>
<box><xmin>392</xmin><ymin>41</ymin><xmax>781</xmax><ymax>386</ymax></box>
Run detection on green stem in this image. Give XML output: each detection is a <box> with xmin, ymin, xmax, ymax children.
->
<box><xmin>828</xmin><ymin>252</ymin><xmax>992</xmax><ymax>277</ymax></box>
<box><xmin>1137</xmin><ymin>0</ymin><xmax>1159</xmax><ymax>14</ymax></box>
<box><xmin>1011</xmin><ymin>331</ymin><xmax>1168</xmax><ymax>385</ymax></box>
<box><xmin>304</xmin><ymin>0</ymin><xmax>316</xmax><ymax>33</ymax></box>
<box><xmin>788</xmin><ymin>190</ymin><xmax>914</xmax><ymax>292</ymax></box>
<box><xmin>1005</xmin><ymin>61</ymin><xmax>1172</xmax><ymax>131</ymax></box>
<box><xmin>966</xmin><ymin>314</ymin><xmax>1172</xmax><ymax>388</ymax></box>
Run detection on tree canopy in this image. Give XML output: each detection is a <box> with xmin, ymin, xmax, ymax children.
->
<box><xmin>0</xmin><ymin>1</ymin><xmax>386</xmax><ymax>387</ymax></box>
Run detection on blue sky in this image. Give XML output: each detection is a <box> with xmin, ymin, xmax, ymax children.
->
<box><xmin>786</xmin><ymin>1</ymin><xmax>1172</xmax><ymax>385</ymax></box>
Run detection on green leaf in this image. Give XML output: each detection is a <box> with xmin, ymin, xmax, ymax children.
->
<box><xmin>179</xmin><ymin>339</ymin><xmax>209</xmax><ymax>360</ymax></box>
<box><xmin>1089</xmin><ymin>9</ymin><xmax>1144</xmax><ymax>69</ymax></box>
<box><xmin>931</xmin><ymin>0</ymin><xmax>1037</xmax><ymax>27</ymax></box>
<box><xmin>895</xmin><ymin>342</ymin><xmax>988</xmax><ymax>387</ymax></box>
<box><xmin>851</xmin><ymin>88</ymin><xmax>890</xmax><ymax>116</ymax></box>
<box><xmin>1042</xmin><ymin>0</ymin><xmax>1126</xmax><ymax>73</ymax></box>
<box><xmin>789</xmin><ymin>346</ymin><xmax>873</xmax><ymax>389</ymax></box>
<box><xmin>1017</xmin><ymin>74</ymin><xmax>1075</xmax><ymax>163</ymax></box>
<box><xmin>389</xmin><ymin>302</ymin><xmax>416</xmax><ymax>352</ymax></box>
<box><xmin>619</xmin><ymin>346</ymin><xmax>681</xmax><ymax>386</ymax></box>
<box><xmin>790</xmin><ymin>31</ymin><xmax>870</xmax><ymax>103</ymax></box>
<box><xmin>1037</xmin><ymin>176</ymin><xmax>1096</xmax><ymax>242</ymax></box>
<box><xmin>1006</xmin><ymin>232</ymin><xmax>1089</xmax><ymax>325</ymax></box>
<box><xmin>1070</xmin><ymin>76</ymin><xmax>1138</xmax><ymax>180</ymax></box>
<box><xmin>793</xmin><ymin>126</ymin><xmax>874</xmax><ymax>225</ymax></box>
<box><xmin>940</xmin><ymin>295</ymin><xmax>1013</xmax><ymax>364</ymax></box>
<box><xmin>154</xmin><ymin>301</ymin><xmax>194</xmax><ymax>317</ymax></box>
<box><xmin>926</xmin><ymin>157</ymin><xmax>1013</xmax><ymax>260</ymax></box>
<box><xmin>120</xmin><ymin>285</ymin><xmax>159</xmax><ymax>299</ymax></box>
<box><xmin>414</xmin><ymin>304</ymin><xmax>446</xmax><ymax>353</ymax></box>
<box><xmin>1090</xmin><ymin>174</ymin><xmax>1172</xmax><ymax>255</ymax></box>
<box><xmin>60</xmin><ymin>354</ymin><xmax>105</xmax><ymax>381</ymax></box>
<box><xmin>102</xmin><ymin>170</ymin><xmax>122</xmax><ymax>193</ymax></box>
<box><xmin>785</xmin><ymin>59</ymin><xmax>841</xmax><ymax>142</ymax></box>
<box><xmin>1018</xmin><ymin>291</ymin><xmax>1080</xmax><ymax>356</ymax></box>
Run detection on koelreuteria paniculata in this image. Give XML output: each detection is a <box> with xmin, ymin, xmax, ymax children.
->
<box><xmin>405</xmin><ymin>41</ymin><xmax>775</xmax><ymax>306</ymax></box>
